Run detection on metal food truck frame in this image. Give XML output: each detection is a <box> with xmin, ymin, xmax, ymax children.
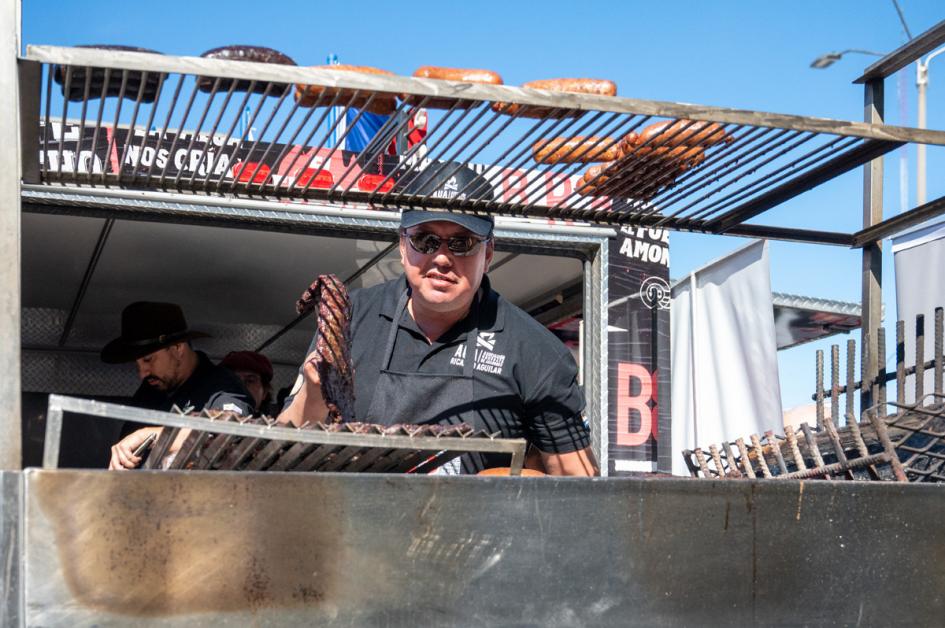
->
<box><xmin>3</xmin><ymin>2</ymin><xmax>945</xmax><ymax>623</ymax></box>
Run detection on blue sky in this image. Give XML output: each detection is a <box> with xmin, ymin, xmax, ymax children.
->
<box><xmin>22</xmin><ymin>0</ymin><xmax>945</xmax><ymax>409</ymax></box>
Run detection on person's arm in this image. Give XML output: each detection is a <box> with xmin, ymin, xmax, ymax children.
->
<box><xmin>540</xmin><ymin>447</ymin><xmax>599</xmax><ymax>477</ymax></box>
<box><xmin>523</xmin><ymin>342</ymin><xmax>599</xmax><ymax>476</ymax></box>
<box><xmin>277</xmin><ymin>350</ymin><xmax>329</xmax><ymax>427</ymax></box>
<box><xmin>280</xmin><ymin>284</ymin><xmax>365</xmax><ymax>426</ymax></box>
<box><xmin>109</xmin><ymin>427</ymin><xmax>160</xmax><ymax>470</ymax></box>
<box><xmin>108</xmin><ymin>426</ymin><xmax>190</xmax><ymax>470</ymax></box>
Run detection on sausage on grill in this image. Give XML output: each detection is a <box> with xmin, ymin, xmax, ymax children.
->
<box><xmin>493</xmin><ymin>77</ymin><xmax>617</xmax><ymax>118</ymax></box>
<box><xmin>624</xmin><ymin>143</ymin><xmax>707</xmax><ymax>171</ymax></box>
<box><xmin>524</xmin><ymin>78</ymin><xmax>617</xmax><ymax>96</ymax></box>
<box><xmin>532</xmin><ymin>136</ymin><xmax>624</xmax><ymax>164</ymax></box>
<box><xmin>576</xmin><ymin>163</ymin><xmax>618</xmax><ymax>196</ymax></box>
<box><xmin>197</xmin><ymin>45</ymin><xmax>297</xmax><ymax>94</ymax></box>
<box><xmin>635</xmin><ymin>119</ymin><xmax>732</xmax><ymax>149</ymax></box>
<box><xmin>577</xmin><ymin>142</ymin><xmax>702</xmax><ymax>200</ymax></box>
<box><xmin>53</xmin><ymin>45</ymin><xmax>166</xmax><ymax>102</ymax></box>
<box><xmin>295</xmin><ymin>64</ymin><xmax>398</xmax><ymax>115</ymax></box>
<box><xmin>413</xmin><ymin>66</ymin><xmax>503</xmax><ymax>84</ymax></box>
<box><xmin>407</xmin><ymin>66</ymin><xmax>503</xmax><ymax>109</ymax></box>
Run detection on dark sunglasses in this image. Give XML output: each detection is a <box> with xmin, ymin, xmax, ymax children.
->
<box><xmin>404</xmin><ymin>231</ymin><xmax>490</xmax><ymax>257</ymax></box>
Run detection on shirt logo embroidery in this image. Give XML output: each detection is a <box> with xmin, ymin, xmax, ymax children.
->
<box><xmin>450</xmin><ymin>333</ymin><xmax>506</xmax><ymax>375</ymax></box>
<box><xmin>477</xmin><ymin>332</ymin><xmax>496</xmax><ymax>350</ymax></box>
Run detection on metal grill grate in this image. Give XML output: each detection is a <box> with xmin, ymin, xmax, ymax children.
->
<box><xmin>681</xmin><ymin>402</ymin><xmax>945</xmax><ymax>483</ymax></box>
<box><xmin>42</xmin><ymin>395</ymin><xmax>527</xmax><ymax>474</ymax></box>
<box><xmin>682</xmin><ymin>410</ymin><xmax>908</xmax><ymax>481</ymax></box>
<box><xmin>21</xmin><ymin>46</ymin><xmax>945</xmax><ymax>234</ymax></box>
<box><xmin>884</xmin><ymin>395</ymin><xmax>945</xmax><ymax>482</ymax></box>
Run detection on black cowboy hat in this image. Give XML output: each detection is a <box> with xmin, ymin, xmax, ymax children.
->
<box><xmin>100</xmin><ymin>301</ymin><xmax>210</xmax><ymax>364</ymax></box>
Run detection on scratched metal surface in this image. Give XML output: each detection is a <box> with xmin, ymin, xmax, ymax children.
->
<box><xmin>19</xmin><ymin>470</ymin><xmax>945</xmax><ymax>627</ymax></box>
<box><xmin>1</xmin><ymin>473</ymin><xmax>21</xmax><ymax>627</ymax></box>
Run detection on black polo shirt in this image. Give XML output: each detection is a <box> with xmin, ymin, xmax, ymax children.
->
<box><xmin>292</xmin><ymin>275</ymin><xmax>590</xmax><ymax>472</ymax></box>
<box><xmin>120</xmin><ymin>350</ymin><xmax>254</xmax><ymax>438</ymax></box>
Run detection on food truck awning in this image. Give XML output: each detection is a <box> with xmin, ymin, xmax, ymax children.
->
<box><xmin>770</xmin><ymin>291</ymin><xmax>861</xmax><ymax>349</ymax></box>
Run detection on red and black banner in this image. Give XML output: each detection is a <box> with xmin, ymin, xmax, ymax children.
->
<box><xmin>607</xmin><ymin>225</ymin><xmax>671</xmax><ymax>475</ymax></box>
<box><xmin>37</xmin><ymin>120</ymin><xmax>618</xmax><ymax>210</ymax></box>
<box><xmin>37</xmin><ymin>120</ymin><xmax>401</xmax><ymax>192</ymax></box>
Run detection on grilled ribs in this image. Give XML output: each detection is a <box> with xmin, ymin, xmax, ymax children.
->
<box><xmin>296</xmin><ymin>274</ymin><xmax>356</xmax><ymax>423</ymax></box>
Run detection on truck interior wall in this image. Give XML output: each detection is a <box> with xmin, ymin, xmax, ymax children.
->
<box><xmin>21</xmin><ymin>208</ymin><xmax>586</xmax><ymax>468</ymax></box>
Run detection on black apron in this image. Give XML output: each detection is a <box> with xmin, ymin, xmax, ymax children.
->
<box><xmin>363</xmin><ymin>288</ymin><xmax>482</xmax><ymax>427</ymax></box>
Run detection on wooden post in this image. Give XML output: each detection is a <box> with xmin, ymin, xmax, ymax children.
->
<box><xmin>860</xmin><ymin>78</ymin><xmax>884</xmax><ymax>412</ymax></box>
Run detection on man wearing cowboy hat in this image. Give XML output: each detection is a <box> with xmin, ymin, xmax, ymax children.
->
<box><xmin>103</xmin><ymin>301</ymin><xmax>253</xmax><ymax>469</ymax></box>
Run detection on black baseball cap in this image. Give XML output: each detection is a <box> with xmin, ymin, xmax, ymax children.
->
<box><xmin>395</xmin><ymin>162</ymin><xmax>495</xmax><ymax>237</ymax></box>
<box><xmin>400</xmin><ymin>210</ymin><xmax>494</xmax><ymax>238</ymax></box>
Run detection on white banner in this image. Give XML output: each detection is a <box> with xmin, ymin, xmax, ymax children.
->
<box><xmin>893</xmin><ymin>219</ymin><xmax>945</xmax><ymax>404</ymax></box>
<box><xmin>670</xmin><ymin>240</ymin><xmax>783</xmax><ymax>475</ymax></box>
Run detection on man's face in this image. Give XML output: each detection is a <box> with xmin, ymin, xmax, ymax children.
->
<box><xmin>135</xmin><ymin>344</ymin><xmax>186</xmax><ymax>392</ymax></box>
<box><xmin>233</xmin><ymin>369</ymin><xmax>267</xmax><ymax>410</ymax></box>
<box><xmin>399</xmin><ymin>220</ymin><xmax>494</xmax><ymax>316</ymax></box>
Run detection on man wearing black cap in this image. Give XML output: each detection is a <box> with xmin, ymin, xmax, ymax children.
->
<box><xmin>102</xmin><ymin>302</ymin><xmax>253</xmax><ymax>469</ymax></box>
<box><xmin>280</xmin><ymin>209</ymin><xmax>598</xmax><ymax>476</ymax></box>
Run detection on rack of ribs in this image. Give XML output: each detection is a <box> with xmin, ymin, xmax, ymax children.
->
<box><xmin>296</xmin><ymin>274</ymin><xmax>356</xmax><ymax>423</ymax></box>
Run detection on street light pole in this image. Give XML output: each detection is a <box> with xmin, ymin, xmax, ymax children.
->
<box><xmin>809</xmin><ymin>49</ymin><xmax>884</xmax><ymax>69</ymax></box>
<box><xmin>811</xmin><ymin>47</ymin><xmax>915</xmax><ymax>214</ymax></box>
<box><xmin>916</xmin><ymin>46</ymin><xmax>945</xmax><ymax>206</ymax></box>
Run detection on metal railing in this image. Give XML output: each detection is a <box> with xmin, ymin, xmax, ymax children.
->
<box><xmin>682</xmin><ymin>308</ymin><xmax>945</xmax><ymax>482</ymax></box>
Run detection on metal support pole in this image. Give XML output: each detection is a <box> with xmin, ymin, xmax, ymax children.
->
<box><xmin>917</xmin><ymin>61</ymin><xmax>928</xmax><ymax>206</ymax></box>
<box><xmin>58</xmin><ymin>218</ymin><xmax>114</xmax><ymax>346</ymax></box>
<box><xmin>0</xmin><ymin>0</ymin><xmax>23</xmax><ymax>469</ymax></box>
<box><xmin>860</xmin><ymin>78</ymin><xmax>884</xmax><ymax>414</ymax></box>
<box><xmin>915</xmin><ymin>46</ymin><xmax>945</xmax><ymax>206</ymax></box>
<box><xmin>41</xmin><ymin>398</ymin><xmax>63</xmax><ymax>469</ymax></box>
<box><xmin>583</xmin><ymin>241</ymin><xmax>608</xmax><ymax>476</ymax></box>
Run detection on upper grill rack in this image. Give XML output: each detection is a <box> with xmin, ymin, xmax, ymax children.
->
<box><xmin>22</xmin><ymin>46</ymin><xmax>945</xmax><ymax>233</ymax></box>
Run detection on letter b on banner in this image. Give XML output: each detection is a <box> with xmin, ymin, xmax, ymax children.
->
<box><xmin>616</xmin><ymin>363</ymin><xmax>656</xmax><ymax>447</ymax></box>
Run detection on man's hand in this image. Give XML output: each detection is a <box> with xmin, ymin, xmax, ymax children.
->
<box><xmin>109</xmin><ymin>427</ymin><xmax>161</xmax><ymax>470</ymax></box>
<box><xmin>276</xmin><ymin>350</ymin><xmax>329</xmax><ymax>427</ymax></box>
